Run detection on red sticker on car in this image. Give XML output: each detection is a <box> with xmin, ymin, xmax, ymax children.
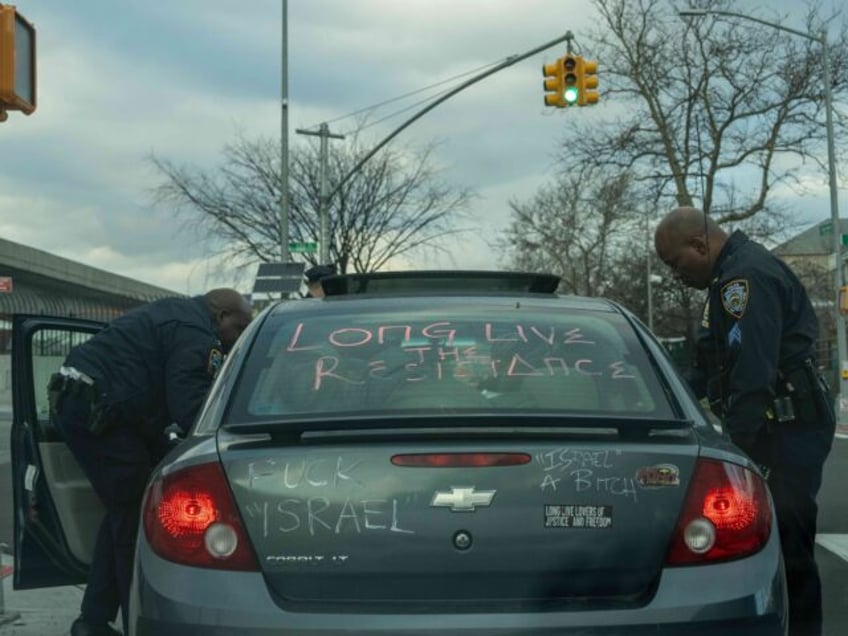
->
<box><xmin>635</xmin><ymin>464</ymin><xmax>680</xmax><ymax>488</ymax></box>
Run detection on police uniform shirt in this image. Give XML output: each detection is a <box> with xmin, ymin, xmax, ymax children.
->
<box><xmin>65</xmin><ymin>295</ymin><xmax>225</xmax><ymax>435</ymax></box>
<box><xmin>700</xmin><ymin>230</ymin><xmax>818</xmax><ymax>440</ymax></box>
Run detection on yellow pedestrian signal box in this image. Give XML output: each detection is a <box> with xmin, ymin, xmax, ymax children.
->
<box><xmin>840</xmin><ymin>286</ymin><xmax>848</xmax><ymax>315</ymax></box>
<box><xmin>542</xmin><ymin>58</ymin><xmax>564</xmax><ymax>107</ymax></box>
<box><xmin>578</xmin><ymin>57</ymin><xmax>599</xmax><ymax>106</ymax></box>
<box><xmin>0</xmin><ymin>4</ymin><xmax>37</xmax><ymax>117</ymax></box>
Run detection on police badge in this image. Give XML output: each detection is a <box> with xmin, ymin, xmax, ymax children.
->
<box><xmin>720</xmin><ymin>279</ymin><xmax>749</xmax><ymax>318</ymax></box>
<box><xmin>207</xmin><ymin>348</ymin><xmax>224</xmax><ymax>377</ymax></box>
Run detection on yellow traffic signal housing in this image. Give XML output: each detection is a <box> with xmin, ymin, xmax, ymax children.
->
<box><xmin>0</xmin><ymin>4</ymin><xmax>37</xmax><ymax>116</ymax></box>
<box><xmin>562</xmin><ymin>55</ymin><xmax>580</xmax><ymax>106</ymax></box>
<box><xmin>577</xmin><ymin>57</ymin><xmax>599</xmax><ymax>106</ymax></box>
<box><xmin>542</xmin><ymin>58</ymin><xmax>564</xmax><ymax>107</ymax></box>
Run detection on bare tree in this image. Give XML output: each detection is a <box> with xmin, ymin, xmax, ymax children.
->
<box><xmin>499</xmin><ymin>0</ymin><xmax>847</xmax><ymax>361</ymax></box>
<box><xmin>573</xmin><ymin>0</ymin><xmax>848</xmax><ymax>223</ymax></box>
<box><xmin>150</xmin><ymin>134</ymin><xmax>474</xmax><ymax>274</ymax></box>
<box><xmin>499</xmin><ymin>169</ymin><xmax>642</xmax><ymax>296</ymax></box>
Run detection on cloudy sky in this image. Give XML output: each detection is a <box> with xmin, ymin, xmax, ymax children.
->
<box><xmin>1</xmin><ymin>0</ymin><xmax>844</xmax><ymax>295</ymax></box>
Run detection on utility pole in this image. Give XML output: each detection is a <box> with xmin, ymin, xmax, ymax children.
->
<box><xmin>279</xmin><ymin>0</ymin><xmax>290</xmax><ymax>263</ymax></box>
<box><xmin>295</xmin><ymin>123</ymin><xmax>345</xmax><ymax>264</ymax></box>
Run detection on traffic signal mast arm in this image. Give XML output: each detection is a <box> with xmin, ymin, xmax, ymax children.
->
<box><xmin>328</xmin><ymin>30</ymin><xmax>577</xmax><ymax>204</ymax></box>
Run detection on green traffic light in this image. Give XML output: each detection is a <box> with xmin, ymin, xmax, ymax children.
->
<box><xmin>564</xmin><ymin>87</ymin><xmax>579</xmax><ymax>104</ymax></box>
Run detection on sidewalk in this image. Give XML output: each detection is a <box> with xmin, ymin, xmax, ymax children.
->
<box><xmin>0</xmin><ymin>553</ymin><xmax>84</xmax><ymax>636</ymax></box>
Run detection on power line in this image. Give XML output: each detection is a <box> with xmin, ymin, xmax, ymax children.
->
<box><xmin>301</xmin><ymin>58</ymin><xmax>507</xmax><ymax>134</ymax></box>
<box><xmin>339</xmin><ymin>82</ymin><xmax>461</xmax><ymax>137</ymax></box>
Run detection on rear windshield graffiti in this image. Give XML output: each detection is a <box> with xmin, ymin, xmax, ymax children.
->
<box><xmin>282</xmin><ymin>320</ymin><xmax>638</xmax><ymax>391</ymax></box>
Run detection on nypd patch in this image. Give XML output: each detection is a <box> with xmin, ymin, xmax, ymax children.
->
<box><xmin>207</xmin><ymin>348</ymin><xmax>224</xmax><ymax>377</ymax></box>
<box><xmin>720</xmin><ymin>279</ymin><xmax>749</xmax><ymax>318</ymax></box>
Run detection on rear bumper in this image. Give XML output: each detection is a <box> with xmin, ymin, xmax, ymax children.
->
<box><xmin>130</xmin><ymin>530</ymin><xmax>787</xmax><ymax>636</ymax></box>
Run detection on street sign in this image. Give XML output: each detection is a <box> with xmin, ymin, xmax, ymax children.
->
<box><xmin>289</xmin><ymin>241</ymin><xmax>318</xmax><ymax>254</ymax></box>
<box><xmin>256</xmin><ymin>262</ymin><xmax>303</xmax><ymax>277</ymax></box>
<box><xmin>252</xmin><ymin>262</ymin><xmax>304</xmax><ymax>295</ymax></box>
<box><xmin>253</xmin><ymin>263</ymin><xmax>304</xmax><ymax>294</ymax></box>
<box><xmin>820</xmin><ymin>222</ymin><xmax>833</xmax><ymax>236</ymax></box>
<box><xmin>842</xmin><ymin>234</ymin><xmax>848</xmax><ymax>247</ymax></box>
<box><xmin>0</xmin><ymin>276</ymin><xmax>12</xmax><ymax>292</ymax></box>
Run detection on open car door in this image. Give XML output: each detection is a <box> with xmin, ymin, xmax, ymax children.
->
<box><xmin>11</xmin><ymin>314</ymin><xmax>105</xmax><ymax>589</ymax></box>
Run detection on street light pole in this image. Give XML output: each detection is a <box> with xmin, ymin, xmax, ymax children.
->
<box><xmin>679</xmin><ymin>8</ymin><xmax>847</xmax><ymax>417</ymax></box>
<box><xmin>821</xmin><ymin>27</ymin><xmax>846</xmax><ymax>404</ymax></box>
<box><xmin>279</xmin><ymin>0</ymin><xmax>290</xmax><ymax>263</ymax></box>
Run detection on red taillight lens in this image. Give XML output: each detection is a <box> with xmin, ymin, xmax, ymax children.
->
<box><xmin>666</xmin><ymin>459</ymin><xmax>772</xmax><ymax>565</ymax></box>
<box><xmin>391</xmin><ymin>453</ymin><xmax>532</xmax><ymax>467</ymax></box>
<box><xmin>142</xmin><ymin>462</ymin><xmax>259</xmax><ymax>571</ymax></box>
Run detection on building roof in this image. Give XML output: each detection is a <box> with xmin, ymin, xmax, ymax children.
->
<box><xmin>0</xmin><ymin>236</ymin><xmax>180</xmax><ymax>320</ymax></box>
<box><xmin>772</xmin><ymin>218</ymin><xmax>848</xmax><ymax>257</ymax></box>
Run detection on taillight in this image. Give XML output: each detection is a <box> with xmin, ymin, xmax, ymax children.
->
<box><xmin>665</xmin><ymin>458</ymin><xmax>771</xmax><ymax>565</ymax></box>
<box><xmin>142</xmin><ymin>462</ymin><xmax>258</xmax><ymax>571</ymax></box>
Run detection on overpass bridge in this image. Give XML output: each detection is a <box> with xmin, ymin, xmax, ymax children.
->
<box><xmin>0</xmin><ymin>237</ymin><xmax>181</xmax><ymax>407</ymax></box>
<box><xmin>0</xmin><ymin>237</ymin><xmax>179</xmax><ymax>322</ymax></box>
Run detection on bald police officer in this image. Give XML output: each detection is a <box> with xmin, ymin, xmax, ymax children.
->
<box><xmin>49</xmin><ymin>289</ymin><xmax>252</xmax><ymax>636</ymax></box>
<box><xmin>655</xmin><ymin>207</ymin><xmax>835</xmax><ymax>636</ymax></box>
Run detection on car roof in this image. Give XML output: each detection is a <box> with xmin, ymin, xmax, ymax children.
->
<box><xmin>268</xmin><ymin>270</ymin><xmax>622</xmax><ymax>317</ymax></box>
<box><xmin>320</xmin><ymin>270</ymin><xmax>561</xmax><ymax>296</ymax></box>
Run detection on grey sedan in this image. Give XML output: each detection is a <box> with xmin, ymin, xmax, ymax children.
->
<box><xmin>11</xmin><ymin>271</ymin><xmax>787</xmax><ymax>635</ymax></box>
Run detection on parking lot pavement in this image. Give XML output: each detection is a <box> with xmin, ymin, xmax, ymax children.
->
<box><xmin>0</xmin><ymin>553</ymin><xmax>90</xmax><ymax>636</ymax></box>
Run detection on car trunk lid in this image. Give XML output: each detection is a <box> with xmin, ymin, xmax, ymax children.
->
<box><xmin>221</xmin><ymin>419</ymin><xmax>697</xmax><ymax>609</ymax></box>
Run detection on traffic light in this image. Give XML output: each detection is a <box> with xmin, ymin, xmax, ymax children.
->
<box><xmin>0</xmin><ymin>4</ymin><xmax>37</xmax><ymax>117</ymax></box>
<box><xmin>562</xmin><ymin>55</ymin><xmax>580</xmax><ymax>106</ymax></box>
<box><xmin>542</xmin><ymin>58</ymin><xmax>564</xmax><ymax>107</ymax></box>
<box><xmin>577</xmin><ymin>57</ymin><xmax>599</xmax><ymax>106</ymax></box>
<box><xmin>543</xmin><ymin>54</ymin><xmax>598</xmax><ymax>108</ymax></box>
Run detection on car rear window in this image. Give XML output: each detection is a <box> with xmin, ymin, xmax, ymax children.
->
<box><xmin>227</xmin><ymin>301</ymin><xmax>675</xmax><ymax>422</ymax></box>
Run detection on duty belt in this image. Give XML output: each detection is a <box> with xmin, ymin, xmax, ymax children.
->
<box><xmin>48</xmin><ymin>367</ymin><xmax>111</xmax><ymax>435</ymax></box>
<box><xmin>775</xmin><ymin>358</ymin><xmax>830</xmax><ymax>424</ymax></box>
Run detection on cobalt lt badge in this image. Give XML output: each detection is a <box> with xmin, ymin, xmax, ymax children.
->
<box><xmin>720</xmin><ymin>279</ymin><xmax>749</xmax><ymax>318</ymax></box>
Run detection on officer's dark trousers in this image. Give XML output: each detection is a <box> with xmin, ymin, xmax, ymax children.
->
<box><xmin>769</xmin><ymin>409</ymin><xmax>835</xmax><ymax>636</ymax></box>
<box><xmin>54</xmin><ymin>392</ymin><xmax>167</xmax><ymax>635</ymax></box>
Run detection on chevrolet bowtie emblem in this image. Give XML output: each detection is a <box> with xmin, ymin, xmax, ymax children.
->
<box><xmin>431</xmin><ymin>487</ymin><xmax>496</xmax><ymax>512</ymax></box>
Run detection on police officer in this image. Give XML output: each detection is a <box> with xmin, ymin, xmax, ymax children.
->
<box><xmin>655</xmin><ymin>207</ymin><xmax>835</xmax><ymax>636</ymax></box>
<box><xmin>303</xmin><ymin>263</ymin><xmax>336</xmax><ymax>298</ymax></box>
<box><xmin>49</xmin><ymin>289</ymin><xmax>252</xmax><ymax>636</ymax></box>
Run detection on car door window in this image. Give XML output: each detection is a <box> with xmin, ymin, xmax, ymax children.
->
<box><xmin>31</xmin><ymin>328</ymin><xmax>94</xmax><ymax>426</ymax></box>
